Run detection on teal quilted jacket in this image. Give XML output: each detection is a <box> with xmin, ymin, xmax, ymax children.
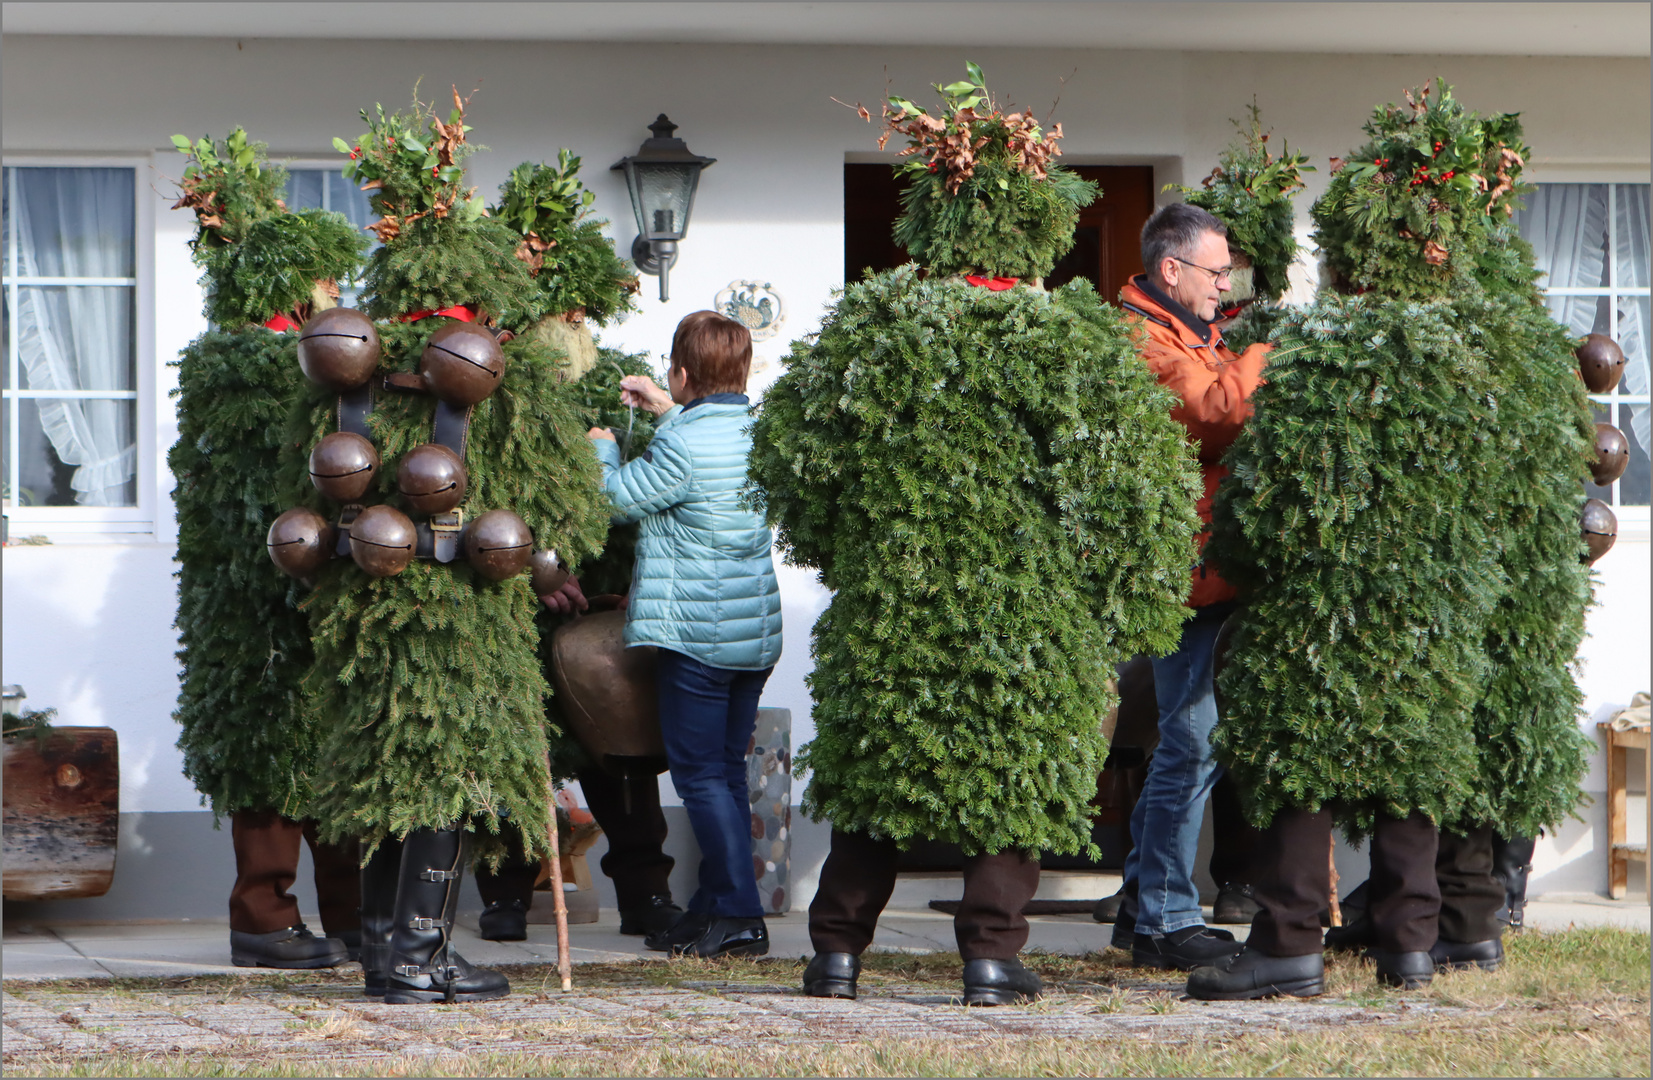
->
<box><xmin>590</xmin><ymin>397</ymin><xmax>783</xmax><ymax>671</ymax></box>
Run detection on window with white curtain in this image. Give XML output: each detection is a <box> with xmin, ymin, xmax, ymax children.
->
<box><xmin>2</xmin><ymin>165</ymin><xmax>140</xmax><ymax>513</ymax></box>
<box><xmin>1514</xmin><ymin>182</ymin><xmax>1652</xmax><ymax>512</ymax></box>
<box><xmin>283</xmin><ymin>167</ymin><xmax>376</xmax><ymax>307</ymax></box>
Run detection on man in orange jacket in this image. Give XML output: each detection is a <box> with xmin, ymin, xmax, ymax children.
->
<box><xmin>1108</xmin><ymin>203</ymin><xmax>1269</xmax><ymax>971</ymax></box>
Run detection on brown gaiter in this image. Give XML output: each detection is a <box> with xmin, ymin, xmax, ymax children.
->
<box><xmin>228</xmin><ymin>809</ymin><xmax>304</xmax><ymax>933</ymax></box>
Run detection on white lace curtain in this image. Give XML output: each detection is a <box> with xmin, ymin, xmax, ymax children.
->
<box><xmin>11</xmin><ymin>167</ymin><xmax>136</xmax><ymax>506</ymax></box>
<box><xmin>1515</xmin><ymin>183</ymin><xmax>1651</xmax><ymax>457</ymax></box>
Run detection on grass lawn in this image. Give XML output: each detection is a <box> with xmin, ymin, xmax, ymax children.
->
<box><xmin>3</xmin><ymin>926</ymin><xmax>1648</xmax><ymax>1077</ymax></box>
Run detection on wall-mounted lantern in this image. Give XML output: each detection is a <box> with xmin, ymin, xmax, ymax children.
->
<box><xmin>612</xmin><ymin>114</ymin><xmax>715</xmax><ymax>303</ymax></box>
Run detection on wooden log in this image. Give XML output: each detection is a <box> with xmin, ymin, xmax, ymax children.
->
<box><xmin>3</xmin><ymin>726</ymin><xmax>119</xmax><ymax>900</ymax></box>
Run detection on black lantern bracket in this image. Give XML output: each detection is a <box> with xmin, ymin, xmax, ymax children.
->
<box><xmin>612</xmin><ymin>115</ymin><xmax>716</xmax><ymax>303</ymax></box>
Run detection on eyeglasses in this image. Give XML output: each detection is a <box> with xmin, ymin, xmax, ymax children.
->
<box><xmin>1173</xmin><ymin>256</ymin><xmax>1234</xmax><ymax>283</ymax></box>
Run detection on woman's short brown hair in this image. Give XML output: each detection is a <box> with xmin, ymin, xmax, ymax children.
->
<box><xmin>671</xmin><ymin>311</ymin><xmax>753</xmax><ymax>395</ymax></box>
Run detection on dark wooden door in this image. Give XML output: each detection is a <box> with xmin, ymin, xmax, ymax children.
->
<box><xmin>843</xmin><ymin>163</ymin><xmax>1156</xmax><ymax>304</ymax></box>
<box><xmin>841</xmin><ymin>163</ymin><xmax>1159</xmax><ymax>873</ymax></box>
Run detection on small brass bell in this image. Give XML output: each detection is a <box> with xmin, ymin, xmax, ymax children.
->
<box><xmin>267</xmin><ymin>507</ymin><xmax>334</xmax><ymax>578</ymax></box>
<box><xmin>396</xmin><ymin>443</ymin><xmax>467</xmax><ymax>516</ymax></box>
<box><xmin>297</xmin><ymin>307</ymin><xmax>380</xmax><ymax>391</ymax></box>
<box><xmin>1582</xmin><ymin>497</ymin><xmax>1618</xmax><ymax>565</ymax></box>
<box><xmin>529</xmin><ymin>549</ymin><xmax>571</xmax><ymax>597</ymax></box>
<box><xmin>348</xmin><ymin>504</ymin><xmax>417</xmax><ymax>578</ymax></box>
<box><xmin>463</xmin><ymin>509</ymin><xmax>534</xmax><ymax>581</ymax></box>
<box><xmin>421</xmin><ymin>322</ymin><xmax>507</xmax><ymax>405</ymax></box>
<box><xmin>309</xmin><ymin>431</ymin><xmax>380</xmax><ymax>503</ymax></box>
<box><xmin>1592</xmin><ymin>423</ymin><xmax>1630</xmax><ymax>486</ymax></box>
<box><xmin>1576</xmin><ymin>335</ymin><xmax>1627</xmax><ymax>394</ymax></box>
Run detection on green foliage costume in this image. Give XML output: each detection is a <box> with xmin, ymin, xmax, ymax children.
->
<box><xmin>1211</xmin><ymin>80</ymin><xmax>1594</xmax><ymax>837</ymax></box>
<box><xmin>169</xmin><ymin>130</ymin><xmax>366</xmax><ymax>817</ymax></box>
<box><xmin>289</xmin><ymin>94</ymin><xmax>611</xmax><ymax>860</ymax></box>
<box><xmin>751</xmin><ymin>69</ymin><xmax>1201</xmax><ymax>855</ymax></box>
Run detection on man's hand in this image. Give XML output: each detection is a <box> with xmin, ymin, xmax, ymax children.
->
<box><xmin>539</xmin><ymin>576</ymin><xmax>589</xmax><ymax>616</ymax></box>
<box><xmin>588</xmin><ymin>426</ymin><xmax>616</xmax><ymax>442</ymax></box>
<box><xmin>620</xmin><ymin>374</ymin><xmax>675</xmax><ymax>417</ymax></box>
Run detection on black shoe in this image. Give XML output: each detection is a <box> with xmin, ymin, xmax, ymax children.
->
<box><xmin>1187</xmin><ymin>946</ymin><xmax>1325</xmax><ymax>1001</ymax></box>
<box><xmin>1430</xmin><ymin>937</ymin><xmax>1503</xmax><ymax>972</ymax></box>
<box><xmin>1212</xmin><ymin>882</ymin><xmax>1261</xmax><ymax>925</ymax></box>
<box><xmin>1110</xmin><ymin>888</ymin><xmax>1138</xmax><ymax>950</ymax></box>
<box><xmin>332</xmin><ymin>929</ymin><xmax>363</xmax><ymax>964</ymax></box>
<box><xmin>230</xmin><ymin>924</ymin><xmax>349</xmax><ymax>970</ymax></box>
<box><xmin>1323</xmin><ymin>913</ymin><xmax>1375</xmax><ymax>954</ymax></box>
<box><xmin>1365</xmin><ymin>947</ymin><xmax>1434</xmax><ymax>989</ymax></box>
<box><xmin>1132</xmin><ymin>925</ymin><xmax>1241</xmax><ymax>971</ymax></box>
<box><xmin>478</xmin><ymin>899</ymin><xmax>529</xmax><ymax>942</ymax></box>
<box><xmin>961</xmin><ymin>958</ymin><xmax>1043</xmax><ymax>1006</ymax></box>
<box><xmin>672</xmin><ymin>916</ymin><xmax>769</xmax><ymax>959</ymax></box>
<box><xmin>644</xmin><ymin>910</ymin><xmax>712</xmax><ymax>953</ymax></box>
<box><xmin>802</xmin><ymin>951</ymin><xmax>860</xmax><ymax>999</ymax></box>
<box><xmin>382</xmin><ymin>826</ymin><xmax>510</xmax><ymax>1004</ymax></box>
<box><xmin>1091</xmin><ymin>887</ymin><xmax>1126</xmax><ymax>924</ymax></box>
<box><xmin>620</xmin><ymin>894</ymin><xmax>685</xmax><ymax>937</ymax></box>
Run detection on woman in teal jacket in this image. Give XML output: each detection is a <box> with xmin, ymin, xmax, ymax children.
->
<box><xmin>588</xmin><ymin>310</ymin><xmax>782</xmax><ymax>959</ymax></box>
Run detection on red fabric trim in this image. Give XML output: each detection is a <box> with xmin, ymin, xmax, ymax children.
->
<box><xmin>398</xmin><ymin>304</ymin><xmax>478</xmax><ymax>324</ymax></box>
<box><xmin>963</xmin><ymin>275</ymin><xmax>1020</xmax><ymax>291</ymax></box>
<box><xmin>263</xmin><ymin>314</ymin><xmax>299</xmax><ymax>333</ymax></box>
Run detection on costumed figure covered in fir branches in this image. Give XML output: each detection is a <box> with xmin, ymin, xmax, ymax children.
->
<box><xmin>1189</xmin><ymin>80</ymin><xmax>1605</xmax><ymax>1002</ymax></box>
<box><xmin>167</xmin><ymin>130</ymin><xmax>369</xmax><ymax>971</ymax></box>
<box><xmin>467</xmin><ymin>152</ymin><xmax>693</xmax><ymax>945</ymax></box>
<box><xmin>749</xmin><ymin>65</ymin><xmax>1201</xmax><ymax>1005</ymax></box>
<box><xmin>269</xmin><ymin>89</ymin><xmax>611</xmax><ymax>1004</ymax></box>
<box><xmin>1174</xmin><ymin>102</ymin><xmax>1313</xmax><ymax>350</ymax></box>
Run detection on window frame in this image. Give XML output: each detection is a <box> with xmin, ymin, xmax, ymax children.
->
<box><xmin>1522</xmin><ymin>170</ymin><xmax>1652</xmax><ymax>534</ymax></box>
<box><xmin>2</xmin><ymin>154</ymin><xmax>156</xmax><ymax>536</ymax></box>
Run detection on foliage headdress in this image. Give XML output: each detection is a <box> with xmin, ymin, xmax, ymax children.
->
<box><xmin>852</xmin><ymin>63</ymin><xmax>1097</xmax><ymax>280</ymax></box>
<box><xmin>170</xmin><ymin>129</ymin><xmax>365</xmax><ymax>329</ymax></box>
<box><xmin>1175</xmin><ymin>102</ymin><xmax>1312</xmax><ymax>307</ymax></box>
<box><xmin>1314</xmin><ymin>78</ymin><xmax>1529</xmax><ymax>299</ymax></box>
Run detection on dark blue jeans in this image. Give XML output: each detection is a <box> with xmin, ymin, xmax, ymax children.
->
<box><xmin>655</xmin><ymin>649</ymin><xmax>772</xmax><ymax>919</ymax></box>
<box><xmin>1122</xmin><ymin>604</ymin><xmax>1231</xmax><ymax>936</ymax></box>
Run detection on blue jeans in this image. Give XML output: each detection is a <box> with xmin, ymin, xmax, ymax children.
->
<box><xmin>1122</xmin><ymin>606</ymin><xmax>1230</xmax><ymax>936</ymax></box>
<box><xmin>655</xmin><ymin>649</ymin><xmax>772</xmax><ymax>919</ymax></box>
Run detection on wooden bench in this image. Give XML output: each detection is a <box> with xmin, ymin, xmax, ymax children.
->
<box><xmin>1598</xmin><ymin>716</ymin><xmax>1651</xmax><ymax>900</ymax></box>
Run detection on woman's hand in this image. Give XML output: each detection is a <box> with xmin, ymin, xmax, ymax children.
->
<box><xmin>588</xmin><ymin>426</ymin><xmax>616</xmax><ymax>442</ymax></box>
<box><xmin>539</xmin><ymin>576</ymin><xmax>589</xmax><ymax>616</ymax></box>
<box><xmin>620</xmin><ymin>374</ymin><xmax>675</xmax><ymax>417</ymax></box>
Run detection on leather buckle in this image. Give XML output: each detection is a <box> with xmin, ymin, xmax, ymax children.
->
<box><xmin>430</xmin><ymin>509</ymin><xmax>463</xmax><ymax>564</ymax></box>
<box><xmin>335</xmin><ymin>504</ymin><xmax>363</xmax><ymax>558</ymax></box>
<box><xmin>419</xmin><ymin>868</ymin><xmax>459</xmax><ymax>882</ymax></box>
<box><xmin>408</xmin><ymin>917</ymin><xmax>437</xmax><ymax>930</ymax></box>
<box><xmin>393</xmin><ymin>964</ymin><xmax>423</xmax><ymax>977</ymax></box>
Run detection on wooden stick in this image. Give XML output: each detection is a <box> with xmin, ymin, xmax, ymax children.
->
<box><xmin>545</xmin><ymin>772</ymin><xmax>573</xmax><ymax>992</ymax></box>
<box><xmin>1328</xmin><ymin>835</ymin><xmax>1343</xmax><ymax>929</ymax></box>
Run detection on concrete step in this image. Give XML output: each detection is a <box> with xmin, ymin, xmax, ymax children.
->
<box><xmin>888</xmin><ymin>869</ymin><xmax>1122</xmax><ymax>909</ymax></box>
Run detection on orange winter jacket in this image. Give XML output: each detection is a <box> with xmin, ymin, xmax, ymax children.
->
<box><xmin>1120</xmin><ymin>275</ymin><xmax>1268</xmax><ymax>608</ymax></box>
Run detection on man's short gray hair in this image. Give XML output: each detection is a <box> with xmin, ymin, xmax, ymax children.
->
<box><xmin>1141</xmin><ymin>203</ymin><xmax>1228</xmax><ymax>285</ymax></box>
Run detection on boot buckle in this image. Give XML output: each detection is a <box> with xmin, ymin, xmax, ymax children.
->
<box><xmin>419</xmin><ymin>868</ymin><xmax>460</xmax><ymax>882</ymax></box>
<box><xmin>408</xmin><ymin>917</ymin><xmax>437</xmax><ymax>930</ymax></box>
<box><xmin>393</xmin><ymin>963</ymin><xmax>424</xmax><ymax>977</ymax></box>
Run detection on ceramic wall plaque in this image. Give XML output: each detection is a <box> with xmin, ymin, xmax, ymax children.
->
<box><xmin>716</xmin><ymin>280</ymin><xmax>784</xmax><ymax>341</ymax></box>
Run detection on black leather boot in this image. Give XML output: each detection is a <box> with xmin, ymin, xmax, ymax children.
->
<box><xmin>802</xmin><ymin>951</ymin><xmax>861</xmax><ymax>999</ymax></box>
<box><xmin>383</xmin><ymin>827</ymin><xmax>510</xmax><ymax>1005</ymax></box>
<box><xmin>961</xmin><ymin>958</ymin><xmax>1043</xmax><ymax>1006</ymax></box>
<box><xmin>1091</xmin><ymin>885</ymin><xmax>1127</xmax><ymax>924</ymax></box>
<box><xmin>230</xmin><ymin>925</ymin><xmax>348</xmax><ymax>969</ymax></box>
<box><xmin>1430</xmin><ymin>937</ymin><xmax>1503</xmax><ymax>972</ymax></box>
<box><xmin>1492</xmin><ymin>834</ymin><xmax>1535</xmax><ymax>931</ymax></box>
<box><xmin>620</xmin><ymin>894</ymin><xmax>685</xmax><ymax>937</ymax></box>
<box><xmin>1323</xmin><ymin>912</ymin><xmax>1376</xmax><ymax>953</ymax></box>
<box><xmin>478</xmin><ymin>900</ymin><xmax>529</xmax><ymax>942</ymax></box>
<box><xmin>359</xmin><ymin>836</ymin><xmax>402</xmax><ymax>998</ymax></box>
<box><xmin>1109</xmin><ymin>881</ymin><xmax>1138</xmax><ymax>950</ymax></box>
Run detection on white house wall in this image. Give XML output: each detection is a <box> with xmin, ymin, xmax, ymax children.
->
<box><xmin>2</xmin><ymin>36</ymin><xmax>1648</xmax><ymax>903</ymax></box>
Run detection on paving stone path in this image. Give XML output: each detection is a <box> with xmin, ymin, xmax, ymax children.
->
<box><xmin>1</xmin><ymin>963</ymin><xmax>1449</xmax><ymax>1070</ymax></box>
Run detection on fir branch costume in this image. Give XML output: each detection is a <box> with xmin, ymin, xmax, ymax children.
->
<box><xmin>168</xmin><ymin>131</ymin><xmax>368</xmax><ymax>965</ymax></box>
<box><xmin>752</xmin><ymin>69</ymin><xmax>1200</xmax><ymax>858</ymax></box>
<box><xmin>170</xmin><ymin>131</ymin><xmax>366</xmax><ymax>822</ymax></box>
<box><xmin>1210</xmin><ymin>81</ymin><xmax>1593</xmax><ymax>840</ymax></box>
